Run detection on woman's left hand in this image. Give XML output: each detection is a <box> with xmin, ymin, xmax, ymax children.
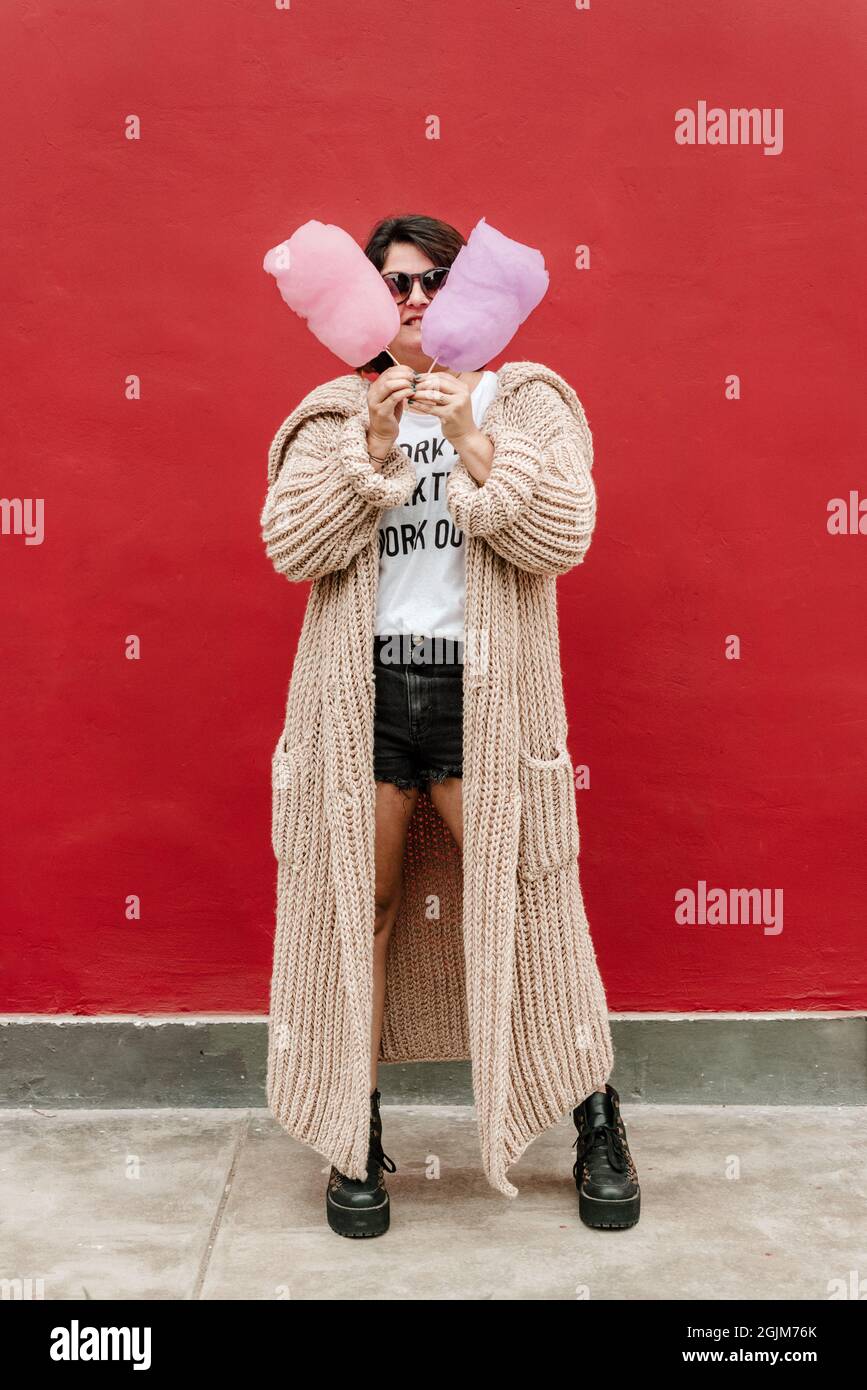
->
<box><xmin>410</xmin><ymin>371</ymin><xmax>477</xmax><ymax>448</ymax></box>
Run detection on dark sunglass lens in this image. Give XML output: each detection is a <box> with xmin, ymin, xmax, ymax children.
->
<box><xmin>384</xmin><ymin>273</ymin><xmax>410</xmax><ymax>300</ymax></box>
<box><xmin>423</xmin><ymin>269</ymin><xmax>449</xmax><ymax>294</ymax></box>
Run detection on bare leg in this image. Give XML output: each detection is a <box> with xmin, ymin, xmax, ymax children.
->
<box><xmin>427</xmin><ymin>775</ymin><xmax>463</xmax><ymax>851</ymax></box>
<box><xmin>428</xmin><ymin>777</ymin><xmax>606</xmax><ymax>1094</ymax></box>
<box><xmin>371</xmin><ymin>780</ymin><xmax>419</xmax><ymax>1091</ymax></box>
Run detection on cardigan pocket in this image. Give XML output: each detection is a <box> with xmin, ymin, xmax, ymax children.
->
<box><xmin>271</xmin><ymin>732</ymin><xmax>315</xmax><ymax>866</ymax></box>
<box><xmin>516</xmin><ymin>745</ymin><xmax>579</xmax><ymax>879</ymax></box>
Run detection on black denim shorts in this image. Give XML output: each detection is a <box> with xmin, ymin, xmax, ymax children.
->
<box><xmin>373</xmin><ymin>634</ymin><xmax>463</xmax><ymax>792</ymax></box>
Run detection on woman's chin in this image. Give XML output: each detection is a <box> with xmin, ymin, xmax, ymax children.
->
<box><xmin>401</xmin><ymin>337</ymin><xmax>430</xmax><ymax>359</ymax></box>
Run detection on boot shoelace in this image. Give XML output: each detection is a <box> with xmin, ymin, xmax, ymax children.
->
<box><xmin>369</xmin><ymin>1096</ymin><xmax>396</xmax><ymax>1174</ymax></box>
<box><xmin>370</xmin><ymin>1136</ymin><xmax>397</xmax><ymax>1174</ymax></box>
<box><xmin>572</xmin><ymin>1122</ymin><xmax>627</xmax><ymax>1179</ymax></box>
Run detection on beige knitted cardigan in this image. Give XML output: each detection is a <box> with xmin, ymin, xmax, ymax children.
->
<box><xmin>260</xmin><ymin>359</ymin><xmax>614</xmax><ymax>1198</ymax></box>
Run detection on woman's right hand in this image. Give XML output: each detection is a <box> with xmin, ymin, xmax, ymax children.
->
<box><xmin>365</xmin><ymin>364</ymin><xmax>417</xmax><ymax>463</ymax></box>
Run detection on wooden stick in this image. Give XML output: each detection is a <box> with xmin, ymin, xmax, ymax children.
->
<box><xmin>383</xmin><ymin>348</ymin><xmax>445</xmax><ymax>373</ymax></box>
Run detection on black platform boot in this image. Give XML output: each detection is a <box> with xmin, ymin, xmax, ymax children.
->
<box><xmin>326</xmin><ymin>1088</ymin><xmax>396</xmax><ymax>1238</ymax></box>
<box><xmin>572</xmin><ymin>1083</ymin><xmax>641</xmax><ymax>1229</ymax></box>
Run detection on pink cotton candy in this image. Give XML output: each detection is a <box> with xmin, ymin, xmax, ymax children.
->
<box><xmin>263</xmin><ymin>221</ymin><xmax>400</xmax><ymax>368</ymax></box>
<box><xmin>420</xmin><ymin>217</ymin><xmax>549</xmax><ymax>371</ymax></box>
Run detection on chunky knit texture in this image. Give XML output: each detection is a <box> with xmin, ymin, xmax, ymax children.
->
<box><xmin>261</xmin><ymin>360</ymin><xmax>615</xmax><ymax>1198</ymax></box>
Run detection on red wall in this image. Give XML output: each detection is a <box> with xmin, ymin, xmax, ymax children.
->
<box><xmin>2</xmin><ymin>1</ymin><xmax>864</xmax><ymax>1013</ymax></box>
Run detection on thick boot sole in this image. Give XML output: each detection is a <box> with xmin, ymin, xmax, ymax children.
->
<box><xmin>578</xmin><ymin>1187</ymin><xmax>641</xmax><ymax>1230</ymax></box>
<box><xmin>326</xmin><ymin>1189</ymin><xmax>390</xmax><ymax>1238</ymax></box>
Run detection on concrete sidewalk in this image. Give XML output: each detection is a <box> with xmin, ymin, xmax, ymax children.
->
<box><xmin>2</xmin><ymin>1103</ymin><xmax>865</xmax><ymax>1300</ymax></box>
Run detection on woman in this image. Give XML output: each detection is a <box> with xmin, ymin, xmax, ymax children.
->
<box><xmin>261</xmin><ymin>214</ymin><xmax>640</xmax><ymax>1239</ymax></box>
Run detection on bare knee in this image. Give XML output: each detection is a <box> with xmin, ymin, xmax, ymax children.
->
<box><xmin>373</xmin><ymin>780</ymin><xmax>417</xmax><ymax>938</ymax></box>
<box><xmin>374</xmin><ymin>890</ymin><xmax>400</xmax><ymax>938</ymax></box>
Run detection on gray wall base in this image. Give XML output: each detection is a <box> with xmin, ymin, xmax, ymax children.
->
<box><xmin>1</xmin><ymin>1014</ymin><xmax>864</xmax><ymax>1108</ymax></box>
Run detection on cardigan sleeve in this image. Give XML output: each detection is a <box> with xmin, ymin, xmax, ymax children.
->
<box><xmin>445</xmin><ymin>381</ymin><xmax>596</xmax><ymax>577</ymax></box>
<box><xmin>260</xmin><ymin>408</ymin><xmax>416</xmax><ymax>583</ymax></box>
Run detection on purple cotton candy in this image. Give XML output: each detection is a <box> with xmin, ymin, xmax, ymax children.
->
<box><xmin>263</xmin><ymin>221</ymin><xmax>400</xmax><ymax>368</ymax></box>
<box><xmin>420</xmin><ymin>217</ymin><xmax>549</xmax><ymax>370</ymax></box>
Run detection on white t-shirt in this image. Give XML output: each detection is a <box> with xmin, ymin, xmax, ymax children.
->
<box><xmin>374</xmin><ymin>370</ymin><xmax>499</xmax><ymax>642</ymax></box>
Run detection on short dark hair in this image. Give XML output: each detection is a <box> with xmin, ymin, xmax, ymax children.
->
<box><xmin>356</xmin><ymin>213</ymin><xmax>470</xmax><ymax>375</ymax></box>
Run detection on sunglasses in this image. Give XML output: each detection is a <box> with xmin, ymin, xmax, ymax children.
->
<box><xmin>381</xmin><ymin>267</ymin><xmax>450</xmax><ymax>304</ymax></box>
